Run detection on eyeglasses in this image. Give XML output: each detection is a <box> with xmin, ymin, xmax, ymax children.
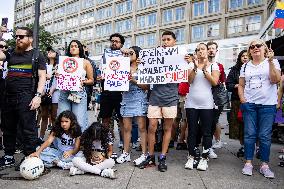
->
<box><xmin>0</xmin><ymin>45</ymin><xmax>8</xmax><ymax>49</ymax></box>
<box><xmin>128</xmin><ymin>51</ymin><xmax>134</xmax><ymax>56</ymax></box>
<box><xmin>14</xmin><ymin>35</ymin><xmax>30</xmax><ymax>40</ymax></box>
<box><xmin>249</xmin><ymin>44</ymin><xmax>263</xmax><ymax>50</ymax></box>
<box><xmin>110</xmin><ymin>40</ymin><xmax>121</xmax><ymax>44</ymax></box>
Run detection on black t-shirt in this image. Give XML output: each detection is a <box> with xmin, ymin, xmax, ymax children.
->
<box><xmin>5</xmin><ymin>49</ymin><xmax>46</xmax><ymax>93</ymax></box>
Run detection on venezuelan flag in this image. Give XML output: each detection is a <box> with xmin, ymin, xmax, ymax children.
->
<box><xmin>274</xmin><ymin>1</ymin><xmax>284</xmax><ymax>29</ymax></box>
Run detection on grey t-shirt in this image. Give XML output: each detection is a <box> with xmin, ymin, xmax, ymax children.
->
<box><xmin>149</xmin><ymin>83</ymin><xmax>178</xmax><ymax>107</ymax></box>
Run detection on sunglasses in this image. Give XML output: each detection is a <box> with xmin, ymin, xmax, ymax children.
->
<box><xmin>14</xmin><ymin>35</ymin><xmax>30</xmax><ymax>40</ymax></box>
<box><xmin>249</xmin><ymin>44</ymin><xmax>263</xmax><ymax>50</ymax></box>
<box><xmin>128</xmin><ymin>51</ymin><xmax>134</xmax><ymax>56</ymax></box>
<box><xmin>0</xmin><ymin>45</ymin><xmax>8</xmax><ymax>49</ymax></box>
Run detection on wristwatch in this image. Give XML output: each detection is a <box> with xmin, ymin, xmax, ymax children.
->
<box><xmin>35</xmin><ymin>92</ymin><xmax>42</xmax><ymax>97</ymax></box>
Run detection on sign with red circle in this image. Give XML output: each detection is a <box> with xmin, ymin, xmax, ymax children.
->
<box><xmin>62</xmin><ymin>57</ymin><xmax>78</xmax><ymax>73</ymax></box>
<box><xmin>109</xmin><ymin>60</ymin><xmax>120</xmax><ymax>70</ymax></box>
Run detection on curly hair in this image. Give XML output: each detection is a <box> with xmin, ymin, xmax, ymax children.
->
<box><xmin>80</xmin><ymin>122</ymin><xmax>110</xmax><ymax>163</ymax></box>
<box><xmin>52</xmin><ymin>110</ymin><xmax>82</xmax><ymax>139</ymax></box>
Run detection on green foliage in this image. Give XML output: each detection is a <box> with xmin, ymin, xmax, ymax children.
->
<box><xmin>6</xmin><ymin>24</ymin><xmax>59</xmax><ymax>52</ymax></box>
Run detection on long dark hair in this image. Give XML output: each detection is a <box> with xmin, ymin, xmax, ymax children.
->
<box><xmin>129</xmin><ymin>46</ymin><xmax>142</xmax><ymax>59</ymax></box>
<box><xmin>66</xmin><ymin>40</ymin><xmax>85</xmax><ymax>58</ymax></box>
<box><xmin>51</xmin><ymin>110</ymin><xmax>82</xmax><ymax>138</ymax></box>
<box><xmin>80</xmin><ymin>122</ymin><xmax>110</xmax><ymax>163</ymax></box>
<box><xmin>236</xmin><ymin>50</ymin><xmax>247</xmax><ymax>70</ymax></box>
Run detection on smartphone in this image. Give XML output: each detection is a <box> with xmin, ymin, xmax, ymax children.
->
<box><xmin>1</xmin><ymin>18</ymin><xmax>8</xmax><ymax>27</ymax></box>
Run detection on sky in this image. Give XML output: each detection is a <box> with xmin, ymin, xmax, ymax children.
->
<box><xmin>0</xmin><ymin>0</ymin><xmax>15</xmax><ymax>39</ymax></box>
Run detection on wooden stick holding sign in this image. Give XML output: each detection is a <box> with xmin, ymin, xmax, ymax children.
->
<box><xmin>56</xmin><ymin>56</ymin><xmax>85</xmax><ymax>91</ymax></box>
<box><xmin>137</xmin><ymin>46</ymin><xmax>189</xmax><ymax>84</ymax></box>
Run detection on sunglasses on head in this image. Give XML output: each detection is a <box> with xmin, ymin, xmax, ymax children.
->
<box><xmin>249</xmin><ymin>44</ymin><xmax>263</xmax><ymax>50</ymax></box>
<box><xmin>14</xmin><ymin>35</ymin><xmax>30</xmax><ymax>40</ymax></box>
<box><xmin>0</xmin><ymin>45</ymin><xmax>8</xmax><ymax>49</ymax></box>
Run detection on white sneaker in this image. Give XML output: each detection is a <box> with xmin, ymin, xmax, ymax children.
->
<box><xmin>133</xmin><ymin>153</ymin><xmax>147</xmax><ymax>166</ymax></box>
<box><xmin>209</xmin><ymin>148</ymin><xmax>218</xmax><ymax>159</ymax></box>
<box><xmin>185</xmin><ymin>156</ymin><xmax>194</xmax><ymax>170</ymax></box>
<box><xmin>197</xmin><ymin>158</ymin><xmax>208</xmax><ymax>171</ymax></box>
<box><xmin>132</xmin><ymin>142</ymin><xmax>139</xmax><ymax>149</ymax></box>
<box><xmin>212</xmin><ymin>140</ymin><xmax>222</xmax><ymax>149</ymax></box>
<box><xmin>57</xmin><ymin>161</ymin><xmax>74</xmax><ymax>170</ymax></box>
<box><xmin>69</xmin><ymin>166</ymin><xmax>85</xmax><ymax>176</ymax></box>
<box><xmin>100</xmin><ymin>168</ymin><xmax>116</xmax><ymax>179</ymax></box>
<box><xmin>116</xmin><ymin>152</ymin><xmax>131</xmax><ymax>164</ymax></box>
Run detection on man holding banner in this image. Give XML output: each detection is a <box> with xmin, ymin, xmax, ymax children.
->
<box><xmin>138</xmin><ymin>31</ymin><xmax>188</xmax><ymax>172</ymax></box>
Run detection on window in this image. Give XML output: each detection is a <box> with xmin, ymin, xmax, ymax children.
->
<box><xmin>43</xmin><ymin>12</ymin><xmax>53</xmax><ymax>22</ymax></box>
<box><xmin>163</xmin><ymin>9</ymin><xmax>173</xmax><ymax>23</ymax></box>
<box><xmin>81</xmin><ymin>28</ymin><xmax>93</xmax><ymax>40</ymax></box>
<box><xmin>247</xmin><ymin>0</ymin><xmax>262</xmax><ymax>6</ymax></box>
<box><xmin>245</xmin><ymin>15</ymin><xmax>261</xmax><ymax>32</ymax></box>
<box><xmin>137</xmin><ymin>16</ymin><xmax>146</xmax><ymax>28</ymax></box>
<box><xmin>115</xmin><ymin>19</ymin><xmax>132</xmax><ymax>33</ymax></box>
<box><xmin>137</xmin><ymin>13</ymin><xmax>157</xmax><ymax>28</ymax></box>
<box><xmin>136</xmin><ymin>35</ymin><xmax>145</xmax><ymax>47</ymax></box>
<box><xmin>67</xmin><ymin>18</ymin><xmax>79</xmax><ymax>28</ymax></box>
<box><xmin>43</xmin><ymin>0</ymin><xmax>53</xmax><ymax>8</ymax></box>
<box><xmin>227</xmin><ymin>18</ymin><xmax>243</xmax><ymax>35</ymax></box>
<box><xmin>193</xmin><ymin>1</ymin><xmax>205</xmax><ymax>17</ymax></box>
<box><xmin>97</xmin><ymin>0</ymin><xmax>111</xmax><ymax>4</ymax></box>
<box><xmin>163</xmin><ymin>7</ymin><xmax>185</xmax><ymax>23</ymax></box>
<box><xmin>95</xmin><ymin>41</ymin><xmax>109</xmax><ymax>55</ymax></box>
<box><xmin>175</xmin><ymin>7</ymin><xmax>185</xmax><ymax>21</ymax></box>
<box><xmin>148</xmin><ymin>13</ymin><xmax>157</xmax><ymax>26</ymax></box>
<box><xmin>116</xmin><ymin>0</ymin><xmax>132</xmax><ymax>15</ymax></box>
<box><xmin>66</xmin><ymin>32</ymin><xmax>78</xmax><ymax>41</ymax></box>
<box><xmin>54</xmin><ymin>7</ymin><xmax>65</xmax><ymax>18</ymax></box>
<box><xmin>54</xmin><ymin>21</ymin><xmax>65</xmax><ymax>32</ymax></box>
<box><xmin>81</xmin><ymin>12</ymin><xmax>95</xmax><ymax>24</ymax></box>
<box><xmin>97</xmin><ymin>7</ymin><xmax>112</xmax><ymax>20</ymax></box>
<box><xmin>192</xmin><ymin>25</ymin><xmax>205</xmax><ymax>40</ymax></box>
<box><xmin>124</xmin><ymin>37</ymin><xmax>132</xmax><ymax>48</ymax></box>
<box><xmin>208</xmin><ymin>0</ymin><xmax>220</xmax><ymax>14</ymax></box>
<box><xmin>173</xmin><ymin>28</ymin><xmax>185</xmax><ymax>44</ymax></box>
<box><xmin>137</xmin><ymin>0</ymin><xmax>157</xmax><ymax>10</ymax></box>
<box><xmin>66</xmin><ymin>2</ymin><xmax>80</xmax><ymax>15</ymax></box>
<box><xmin>45</xmin><ymin>24</ymin><xmax>53</xmax><ymax>33</ymax></box>
<box><xmin>25</xmin><ymin>6</ymin><xmax>33</xmax><ymax>17</ymax></box>
<box><xmin>82</xmin><ymin>0</ymin><xmax>94</xmax><ymax>9</ymax></box>
<box><xmin>16</xmin><ymin>0</ymin><xmax>23</xmax><ymax>8</ymax></box>
<box><xmin>96</xmin><ymin>23</ymin><xmax>112</xmax><ymax>37</ymax></box>
<box><xmin>54</xmin><ymin>0</ymin><xmax>64</xmax><ymax>4</ymax></box>
<box><xmin>25</xmin><ymin>18</ymin><xmax>33</xmax><ymax>25</ymax></box>
<box><xmin>16</xmin><ymin>11</ymin><xmax>23</xmax><ymax>20</ymax></box>
<box><xmin>207</xmin><ymin>23</ymin><xmax>220</xmax><ymax>37</ymax></box>
<box><xmin>135</xmin><ymin>33</ymin><xmax>156</xmax><ymax>48</ymax></box>
<box><xmin>229</xmin><ymin>0</ymin><xmax>244</xmax><ymax>10</ymax></box>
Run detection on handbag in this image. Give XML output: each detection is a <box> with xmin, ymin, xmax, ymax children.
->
<box><xmin>211</xmin><ymin>64</ymin><xmax>230</xmax><ymax>106</ymax></box>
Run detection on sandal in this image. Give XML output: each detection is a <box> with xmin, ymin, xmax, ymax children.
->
<box><xmin>279</xmin><ymin>154</ymin><xmax>284</xmax><ymax>160</ymax></box>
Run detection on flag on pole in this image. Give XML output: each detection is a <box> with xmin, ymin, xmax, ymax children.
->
<box><xmin>274</xmin><ymin>1</ymin><xmax>284</xmax><ymax>29</ymax></box>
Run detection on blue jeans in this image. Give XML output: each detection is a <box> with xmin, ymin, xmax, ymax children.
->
<box><xmin>58</xmin><ymin>90</ymin><xmax>88</xmax><ymax>132</ymax></box>
<box><xmin>241</xmin><ymin>103</ymin><xmax>276</xmax><ymax>162</ymax></box>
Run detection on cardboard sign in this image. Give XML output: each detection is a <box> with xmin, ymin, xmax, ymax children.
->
<box><xmin>101</xmin><ymin>49</ymin><xmax>123</xmax><ymax>79</ymax></box>
<box><xmin>138</xmin><ymin>46</ymin><xmax>189</xmax><ymax>84</ymax></box>
<box><xmin>104</xmin><ymin>56</ymin><xmax>130</xmax><ymax>91</ymax></box>
<box><xmin>56</xmin><ymin>56</ymin><xmax>85</xmax><ymax>91</ymax></box>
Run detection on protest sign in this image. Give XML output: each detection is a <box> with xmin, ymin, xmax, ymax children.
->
<box><xmin>56</xmin><ymin>56</ymin><xmax>85</xmax><ymax>91</ymax></box>
<box><xmin>101</xmin><ymin>49</ymin><xmax>123</xmax><ymax>79</ymax></box>
<box><xmin>138</xmin><ymin>46</ymin><xmax>189</xmax><ymax>84</ymax></box>
<box><xmin>104</xmin><ymin>56</ymin><xmax>130</xmax><ymax>91</ymax></box>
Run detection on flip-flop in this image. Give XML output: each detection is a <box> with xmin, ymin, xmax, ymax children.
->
<box><xmin>279</xmin><ymin>154</ymin><xmax>284</xmax><ymax>160</ymax></box>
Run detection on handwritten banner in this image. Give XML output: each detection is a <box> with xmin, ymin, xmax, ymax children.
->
<box><xmin>138</xmin><ymin>46</ymin><xmax>189</xmax><ymax>84</ymax></box>
<box><xmin>104</xmin><ymin>56</ymin><xmax>130</xmax><ymax>91</ymax></box>
<box><xmin>56</xmin><ymin>56</ymin><xmax>85</xmax><ymax>91</ymax></box>
<box><xmin>101</xmin><ymin>49</ymin><xmax>123</xmax><ymax>79</ymax></box>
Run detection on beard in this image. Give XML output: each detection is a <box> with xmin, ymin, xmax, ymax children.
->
<box><xmin>15</xmin><ymin>41</ymin><xmax>31</xmax><ymax>54</ymax></box>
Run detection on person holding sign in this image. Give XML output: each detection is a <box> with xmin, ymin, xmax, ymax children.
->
<box><xmin>184</xmin><ymin>43</ymin><xmax>220</xmax><ymax>171</ymax></box>
<box><xmin>57</xmin><ymin>40</ymin><xmax>94</xmax><ymax>132</ymax></box>
<box><xmin>138</xmin><ymin>31</ymin><xmax>179</xmax><ymax>172</ymax></box>
<box><xmin>116</xmin><ymin>46</ymin><xmax>149</xmax><ymax>165</ymax></box>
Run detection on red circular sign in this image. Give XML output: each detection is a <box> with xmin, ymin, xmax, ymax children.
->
<box><xmin>62</xmin><ymin>58</ymin><xmax>78</xmax><ymax>73</ymax></box>
<box><xmin>109</xmin><ymin>60</ymin><xmax>120</xmax><ymax>70</ymax></box>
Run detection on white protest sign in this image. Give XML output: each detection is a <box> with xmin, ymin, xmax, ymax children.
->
<box><xmin>104</xmin><ymin>56</ymin><xmax>130</xmax><ymax>91</ymax></box>
<box><xmin>101</xmin><ymin>49</ymin><xmax>123</xmax><ymax>79</ymax></box>
<box><xmin>56</xmin><ymin>56</ymin><xmax>85</xmax><ymax>91</ymax></box>
<box><xmin>138</xmin><ymin>46</ymin><xmax>189</xmax><ymax>84</ymax></box>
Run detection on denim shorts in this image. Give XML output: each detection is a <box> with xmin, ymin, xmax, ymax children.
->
<box><xmin>120</xmin><ymin>90</ymin><xmax>148</xmax><ymax>117</ymax></box>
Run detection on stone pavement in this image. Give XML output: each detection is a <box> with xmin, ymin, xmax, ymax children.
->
<box><xmin>0</xmin><ymin>112</ymin><xmax>283</xmax><ymax>189</ymax></box>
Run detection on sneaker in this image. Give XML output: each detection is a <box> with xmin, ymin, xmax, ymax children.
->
<box><xmin>15</xmin><ymin>157</ymin><xmax>25</xmax><ymax>171</ymax></box>
<box><xmin>212</xmin><ymin>140</ymin><xmax>222</xmax><ymax>149</ymax></box>
<box><xmin>256</xmin><ymin>148</ymin><xmax>260</xmax><ymax>159</ymax></box>
<box><xmin>158</xmin><ymin>155</ymin><xmax>167</xmax><ymax>172</ymax></box>
<box><xmin>137</xmin><ymin>155</ymin><xmax>156</xmax><ymax>169</ymax></box>
<box><xmin>242</xmin><ymin>163</ymin><xmax>253</xmax><ymax>176</ymax></box>
<box><xmin>57</xmin><ymin>161</ymin><xmax>73</xmax><ymax>170</ymax></box>
<box><xmin>69</xmin><ymin>166</ymin><xmax>85</xmax><ymax>176</ymax></box>
<box><xmin>100</xmin><ymin>168</ymin><xmax>116</xmax><ymax>179</ymax></box>
<box><xmin>193</xmin><ymin>157</ymin><xmax>200</xmax><ymax>169</ymax></box>
<box><xmin>197</xmin><ymin>158</ymin><xmax>208</xmax><ymax>171</ymax></box>
<box><xmin>209</xmin><ymin>148</ymin><xmax>218</xmax><ymax>159</ymax></box>
<box><xmin>133</xmin><ymin>153</ymin><xmax>147</xmax><ymax>166</ymax></box>
<box><xmin>0</xmin><ymin>155</ymin><xmax>15</xmax><ymax>168</ymax></box>
<box><xmin>259</xmin><ymin>165</ymin><xmax>275</xmax><ymax>179</ymax></box>
<box><xmin>118</xmin><ymin>141</ymin><xmax>123</xmax><ymax>149</ymax></box>
<box><xmin>185</xmin><ymin>156</ymin><xmax>194</xmax><ymax>170</ymax></box>
<box><xmin>116</xmin><ymin>152</ymin><xmax>131</xmax><ymax>164</ymax></box>
<box><xmin>132</xmin><ymin>142</ymin><xmax>139</xmax><ymax>149</ymax></box>
<box><xmin>194</xmin><ymin>147</ymin><xmax>201</xmax><ymax>157</ymax></box>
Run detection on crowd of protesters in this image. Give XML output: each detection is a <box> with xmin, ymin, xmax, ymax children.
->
<box><xmin>0</xmin><ymin>24</ymin><xmax>283</xmax><ymax>179</ymax></box>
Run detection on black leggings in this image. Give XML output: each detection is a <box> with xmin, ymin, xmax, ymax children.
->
<box><xmin>186</xmin><ymin>108</ymin><xmax>214</xmax><ymax>157</ymax></box>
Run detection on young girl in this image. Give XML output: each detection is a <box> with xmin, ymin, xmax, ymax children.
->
<box><xmin>69</xmin><ymin>122</ymin><xmax>116</xmax><ymax>179</ymax></box>
<box><xmin>30</xmin><ymin>110</ymin><xmax>82</xmax><ymax>169</ymax></box>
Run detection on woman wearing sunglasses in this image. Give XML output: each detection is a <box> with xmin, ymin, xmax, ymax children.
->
<box><xmin>238</xmin><ymin>39</ymin><xmax>281</xmax><ymax>178</ymax></box>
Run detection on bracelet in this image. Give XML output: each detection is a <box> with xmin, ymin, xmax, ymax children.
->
<box><xmin>35</xmin><ymin>92</ymin><xmax>42</xmax><ymax>97</ymax></box>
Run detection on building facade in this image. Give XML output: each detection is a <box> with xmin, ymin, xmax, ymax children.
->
<box><xmin>14</xmin><ymin>0</ymin><xmax>278</xmax><ymax>66</ymax></box>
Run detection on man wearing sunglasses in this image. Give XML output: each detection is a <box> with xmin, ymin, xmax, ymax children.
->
<box><xmin>0</xmin><ymin>27</ymin><xmax>46</xmax><ymax>170</ymax></box>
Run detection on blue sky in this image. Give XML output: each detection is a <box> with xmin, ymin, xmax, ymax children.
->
<box><xmin>0</xmin><ymin>0</ymin><xmax>15</xmax><ymax>39</ymax></box>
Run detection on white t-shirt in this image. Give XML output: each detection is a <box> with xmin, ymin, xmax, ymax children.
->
<box><xmin>55</xmin><ymin>133</ymin><xmax>76</xmax><ymax>152</ymax></box>
<box><xmin>239</xmin><ymin>58</ymin><xmax>280</xmax><ymax>105</ymax></box>
<box><xmin>185</xmin><ymin>62</ymin><xmax>219</xmax><ymax>109</ymax></box>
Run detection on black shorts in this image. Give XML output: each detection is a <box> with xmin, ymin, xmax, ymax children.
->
<box><xmin>99</xmin><ymin>91</ymin><xmax>122</xmax><ymax>119</ymax></box>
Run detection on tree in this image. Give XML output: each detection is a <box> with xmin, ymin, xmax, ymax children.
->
<box><xmin>6</xmin><ymin>24</ymin><xmax>59</xmax><ymax>53</ymax></box>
